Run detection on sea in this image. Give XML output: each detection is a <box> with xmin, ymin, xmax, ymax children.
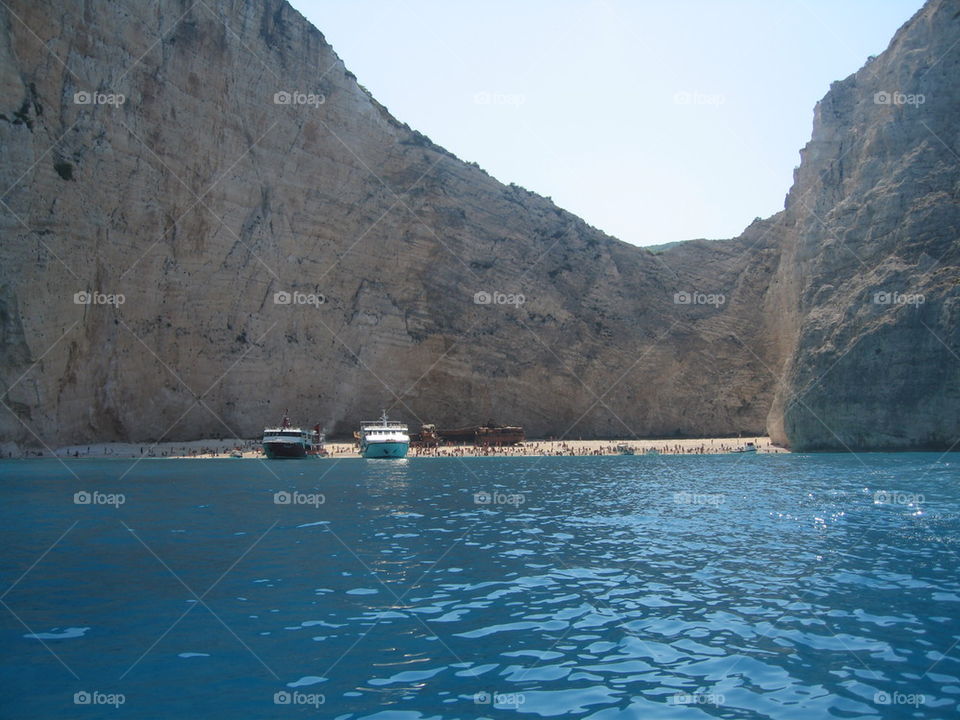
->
<box><xmin>0</xmin><ymin>453</ymin><xmax>957</xmax><ymax>719</ymax></box>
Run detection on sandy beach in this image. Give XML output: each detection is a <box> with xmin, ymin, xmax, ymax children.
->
<box><xmin>32</xmin><ymin>436</ymin><xmax>787</xmax><ymax>460</ymax></box>
<box><xmin>320</xmin><ymin>437</ymin><xmax>785</xmax><ymax>459</ymax></box>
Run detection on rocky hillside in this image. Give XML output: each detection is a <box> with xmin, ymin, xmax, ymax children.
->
<box><xmin>0</xmin><ymin>0</ymin><xmax>779</xmax><ymax>447</ymax></box>
<box><xmin>0</xmin><ymin>0</ymin><xmax>956</xmax><ymax>451</ymax></box>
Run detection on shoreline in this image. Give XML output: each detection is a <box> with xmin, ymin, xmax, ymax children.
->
<box><xmin>9</xmin><ymin>437</ymin><xmax>787</xmax><ymax>460</ymax></box>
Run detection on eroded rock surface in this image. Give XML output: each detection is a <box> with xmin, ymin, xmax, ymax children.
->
<box><xmin>0</xmin><ymin>0</ymin><xmax>956</xmax><ymax>450</ymax></box>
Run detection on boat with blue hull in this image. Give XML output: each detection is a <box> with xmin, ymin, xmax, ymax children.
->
<box><xmin>359</xmin><ymin>412</ymin><xmax>410</xmax><ymax>458</ymax></box>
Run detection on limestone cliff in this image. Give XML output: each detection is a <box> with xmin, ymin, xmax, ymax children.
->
<box><xmin>764</xmin><ymin>0</ymin><xmax>960</xmax><ymax>450</ymax></box>
<box><xmin>0</xmin><ymin>0</ymin><xmax>778</xmax><ymax>446</ymax></box>
<box><xmin>0</xmin><ymin>0</ymin><xmax>957</xmax><ymax>451</ymax></box>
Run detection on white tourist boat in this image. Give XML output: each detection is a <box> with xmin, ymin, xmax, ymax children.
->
<box><xmin>359</xmin><ymin>411</ymin><xmax>410</xmax><ymax>459</ymax></box>
<box><xmin>262</xmin><ymin>412</ymin><xmax>324</xmax><ymax>459</ymax></box>
<box><xmin>733</xmin><ymin>441</ymin><xmax>758</xmax><ymax>454</ymax></box>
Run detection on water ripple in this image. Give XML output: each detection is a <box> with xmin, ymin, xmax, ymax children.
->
<box><xmin>2</xmin><ymin>454</ymin><xmax>958</xmax><ymax>718</ymax></box>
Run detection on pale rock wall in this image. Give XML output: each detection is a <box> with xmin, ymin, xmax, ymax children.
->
<box><xmin>0</xmin><ymin>0</ymin><xmax>779</xmax><ymax>445</ymax></box>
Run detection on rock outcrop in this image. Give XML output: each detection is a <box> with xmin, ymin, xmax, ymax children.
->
<box><xmin>0</xmin><ymin>0</ymin><xmax>956</xmax><ymax>450</ymax></box>
<box><xmin>0</xmin><ymin>0</ymin><xmax>779</xmax><ymax>445</ymax></box>
<box><xmin>764</xmin><ymin>0</ymin><xmax>960</xmax><ymax>450</ymax></box>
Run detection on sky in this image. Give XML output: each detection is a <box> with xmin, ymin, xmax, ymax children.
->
<box><xmin>290</xmin><ymin>0</ymin><xmax>924</xmax><ymax>247</ymax></box>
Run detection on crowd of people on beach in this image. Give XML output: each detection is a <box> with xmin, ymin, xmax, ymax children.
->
<box><xmin>408</xmin><ymin>439</ymin><xmax>771</xmax><ymax>457</ymax></box>
<box><xmin>48</xmin><ymin>441</ymin><xmax>258</xmax><ymax>459</ymax></box>
<box><xmin>19</xmin><ymin>438</ymin><xmax>774</xmax><ymax>460</ymax></box>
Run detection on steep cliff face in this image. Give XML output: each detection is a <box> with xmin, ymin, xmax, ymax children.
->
<box><xmin>0</xmin><ymin>0</ymin><xmax>780</xmax><ymax>445</ymax></box>
<box><xmin>765</xmin><ymin>0</ymin><xmax>960</xmax><ymax>450</ymax></box>
<box><xmin>1</xmin><ymin>0</ymin><xmax>956</xmax><ymax>451</ymax></box>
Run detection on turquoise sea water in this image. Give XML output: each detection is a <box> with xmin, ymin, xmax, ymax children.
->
<box><xmin>0</xmin><ymin>453</ymin><xmax>958</xmax><ymax>719</ymax></box>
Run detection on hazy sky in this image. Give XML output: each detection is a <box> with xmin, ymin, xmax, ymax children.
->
<box><xmin>290</xmin><ymin>1</ymin><xmax>923</xmax><ymax>247</ymax></box>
